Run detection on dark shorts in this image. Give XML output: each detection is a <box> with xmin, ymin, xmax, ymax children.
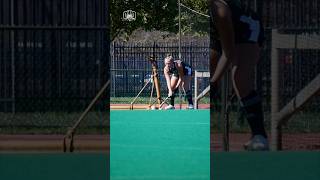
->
<box><xmin>171</xmin><ymin>65</ymin><xmax>192</xmax><ymax>78</ymax></box>
<box><xmin>210</xmin><ymin>11</ymin><xmax>265</xmax><ymax>52</ymax></box>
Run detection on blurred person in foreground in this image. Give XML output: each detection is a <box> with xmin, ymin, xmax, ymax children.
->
<box><xmin>210</xmin><ymin>0</ymin><xmax>269</xmax><ymax>151</ymax></box>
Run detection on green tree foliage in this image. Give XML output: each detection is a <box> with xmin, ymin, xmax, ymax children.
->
<box><xmin>110</xmin><ymin>0</ymin><xmax>209</xmax><ymax>40</ymax></box>
<box><xmin>179</xmin><ymin>0</ymin><xmax>209</xmax><ymax>36</ymax></box>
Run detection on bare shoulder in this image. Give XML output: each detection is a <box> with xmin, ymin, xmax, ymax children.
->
<box><xmin>212</xmin><ymin>0</ymin><xmax>231</xmax><ymax>18</ymax></box>
<box><xmin>213</xmin><ymin>0</ymin><xmax>228</xmax><ymax>8</ymax></box>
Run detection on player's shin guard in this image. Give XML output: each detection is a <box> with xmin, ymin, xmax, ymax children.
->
<box><xmin>170</xmin><ymin>89</ymin><xmax>179</xmax><ymax>106</ymax></box>
<box><xmin>185</xmin><ymin>90</ymin><xmax>193</xmax><ymax>105</ymax></box>
<box><xmin>240</xmin><ymin>91</ymin><xmax>267</xmax><ymax>138</ymax></box>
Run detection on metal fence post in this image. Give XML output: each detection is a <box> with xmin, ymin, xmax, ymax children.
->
<box><xmin>271</xmin><ymin>29</ymin><xmax>280</xmax><ymax>151</ymax></box>
<box><xmin>10</xmin><ymin>0</ymin><xmax>15</xmax><ymax>113</ymax></box>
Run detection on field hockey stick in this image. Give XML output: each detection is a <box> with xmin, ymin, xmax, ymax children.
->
<box><xmin>63</xmin><ymin>80</ymin><xmax>110</xmax><ymax>152</ymax></box>
<box><xmin>178</xmin><ymin>85</ymin><xmax>187</xmax><ymax>109</ymax></box>
<box><xmin>179</xmin><ymin>87</ymin><xmax>183</xmax><ymax>109</ymax></box>
<box><xmin>159</xmin><ymin>96</ymin><xmax>170</xmax><ymax>109</ymax></box>
<box><xmin>223</xmin><ymin>92</ymin><xmax>236</xmax><ymax>151</ymax></box>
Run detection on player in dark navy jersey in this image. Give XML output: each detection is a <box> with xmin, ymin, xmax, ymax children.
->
<box><xmin>210</xmin><ymin>0</ymin><xmax>269</xmax><ymax>151</ymax></box>
<box><xmin>163</xmin><ymin>55</ymin><xmax>193</xmax><ymax>110</ymax></box>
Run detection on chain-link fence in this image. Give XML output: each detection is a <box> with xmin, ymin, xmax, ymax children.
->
<box><xmin>0</xmin><ymin>0</ymin><xmax>109</xmax><ymax>135</ymax></box>
<box><xmin>110</xmin><ymin>41</ymin><xmax>210</xmax><ymax>100</ymax></box>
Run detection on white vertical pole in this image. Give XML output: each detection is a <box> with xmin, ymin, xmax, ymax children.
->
<box><xmin>194</xmin><ymin>71</ymin><xmax>198</xmax><ymax>109</ymax></box>
<box><xmin>178</xmin><ymin>0</ymin><xmax>183</xmax><ymax>109</ymax></box>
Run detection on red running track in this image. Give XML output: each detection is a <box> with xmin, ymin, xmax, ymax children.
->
<box><xmin>211</xmin><ymin>133</ymin><xmax>320</xmax><ymax>152</ymax></box>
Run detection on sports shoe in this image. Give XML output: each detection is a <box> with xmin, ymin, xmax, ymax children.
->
<box><xmin>165</xmin><ymin>105</ymin><xmax>175</xmax><ymax>110</ymax></box>
<box><xmin>244</xmin><ymin>135</ymin><xmax>269</xmax><ymax>151</ymax></box>
<box><xmin>186</xmin><ymin>104</ymin><xmax>194</xmax><ymax>110</ymax></box>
